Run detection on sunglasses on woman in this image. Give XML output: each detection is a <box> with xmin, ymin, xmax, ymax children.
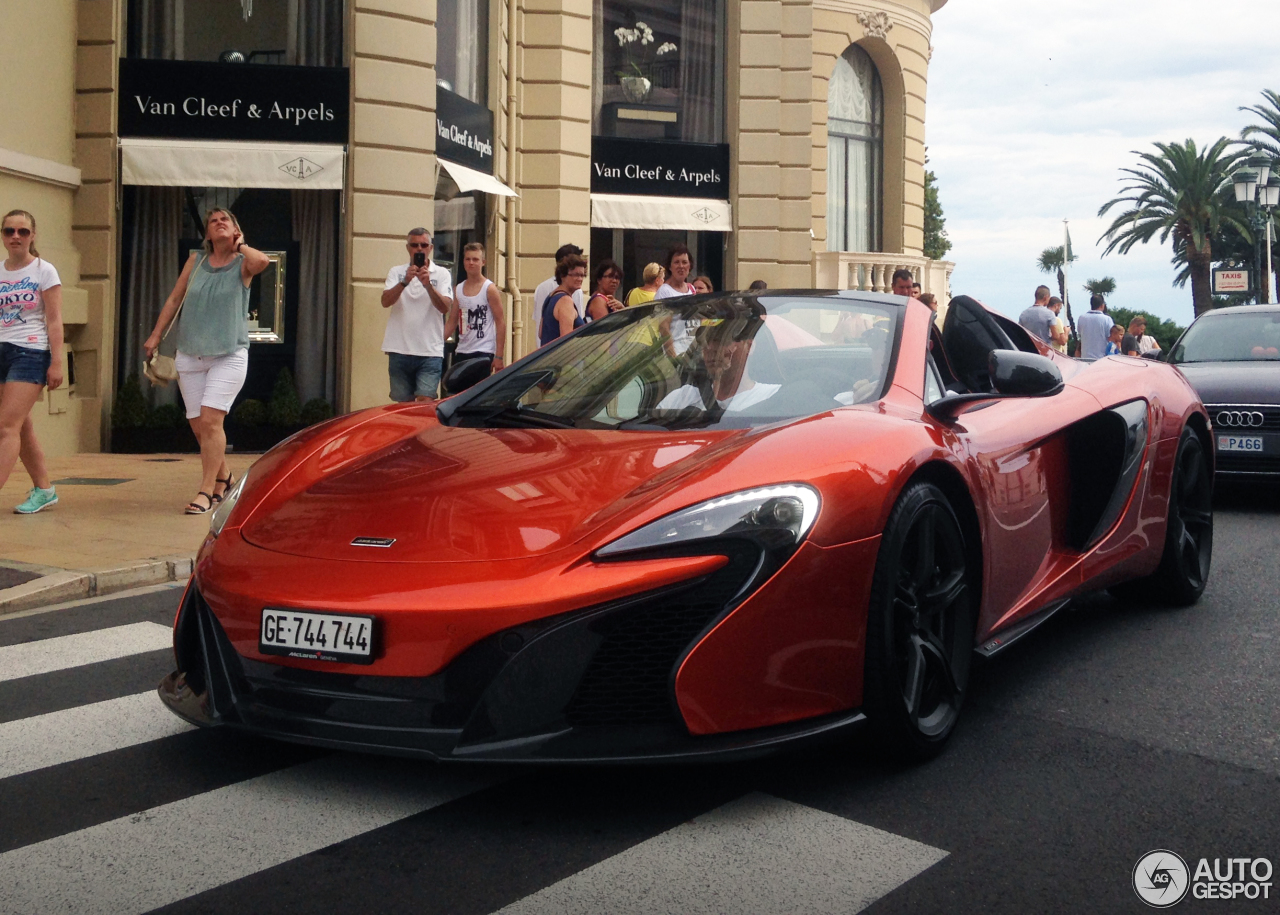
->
<box><xmin>2</xmin><ymin>226</ymin><xmax>32</xmax><ymax>238</ymax></box>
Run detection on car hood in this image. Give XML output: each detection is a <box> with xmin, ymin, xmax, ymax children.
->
<box><xmin>239</xmin><ymin>421</ymin><xmax>753</xmax><ymax>562</ymax></box>
<box><xmin>1174</xmin><ymin>362</ymin><xmax>1280</xmax><ymax>405</ymax></box>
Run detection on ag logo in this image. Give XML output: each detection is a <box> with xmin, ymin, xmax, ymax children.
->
<box><xmin>1134</xmin><ymin>850</ymin><xmax>1190</xmax><ymax>907</ymax></box>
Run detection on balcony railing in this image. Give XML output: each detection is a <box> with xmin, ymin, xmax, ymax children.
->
<box><xmin>814</xmin><ymin>251</ymin><xmax>954</xmax><ymax>299</ymax></box>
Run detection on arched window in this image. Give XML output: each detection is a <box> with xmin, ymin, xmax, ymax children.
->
<box><xmin>827</xmin><ymin>45</ymin><xmax>883</xmax><ymax>252</ymax></box>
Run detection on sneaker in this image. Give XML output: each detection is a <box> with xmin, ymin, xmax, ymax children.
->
<box><xmin>15</xmin><ymin>486</ymin><xmax>57</xmax><ymax>514</ymax></box>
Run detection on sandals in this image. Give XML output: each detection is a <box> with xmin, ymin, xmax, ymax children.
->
<box><xmin>185</xmin><ymin>492</ymin><xmax>215</xmax><ymax>515</ymax></box>
<box><xmin>212</xmin><ymin>472</ymin><xmax>236</xmax><ymax>504</ymax></box>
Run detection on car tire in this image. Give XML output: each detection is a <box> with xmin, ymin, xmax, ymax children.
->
<box><xmin>1112</xmin><ymin>427</ymin><xmax>1213</xmax><ymax>607</ymax></box>
<box><xmin>863</xmin><ymin>481</ymin><xmax>976</xmax><ymax>762</ymax></box>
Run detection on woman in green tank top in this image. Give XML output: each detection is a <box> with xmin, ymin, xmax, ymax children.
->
<box><xmin>144</xmin><ymin>208</ymin><xmax>270</xmax><ymax>514</ymax></box>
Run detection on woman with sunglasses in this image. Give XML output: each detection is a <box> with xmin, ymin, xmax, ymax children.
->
<box><xmin>144</xmin><ymin>208</ymin><xmax>269</xmax><ymax>514</ymax></box>
<box><xmin>585</xmin><ymin>259</ymin><xmax>625</xmax><ymax>322</ymax></box>
<box><xmin>538</xmin><ymin>254</ymin><xmax>588</xmax><ymax>347</ymax></box>
<box><xmin>0</xmin><ymin>210</ymin><xmax>63</xmax><ymax>514</ymax></box>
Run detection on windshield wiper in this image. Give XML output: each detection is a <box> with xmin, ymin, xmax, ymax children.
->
<box><xmin>451</xmin><ymin>403</ymin><xmax>578</xmax><ymax>429</ymax></box>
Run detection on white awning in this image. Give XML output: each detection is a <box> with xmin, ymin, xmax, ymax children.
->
<box><xmin>119</xmin><ymin>138</ymin><xmax>346</xmax><ymax>189</ymax></box>
<box><xmin>591</xmin><ymin>193</ymin><xmax>732</xmax><ymax>232</ymax></box>
<box><xmin>437</xmin><ymin>158</ymin><xmax>518</xmax><ymax>197</ymax></box>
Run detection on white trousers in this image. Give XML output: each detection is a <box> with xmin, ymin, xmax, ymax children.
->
<box><xmin>175</xmin><ymin>349</ymin><xmax>249</xmax><ymax>419</ymax></box>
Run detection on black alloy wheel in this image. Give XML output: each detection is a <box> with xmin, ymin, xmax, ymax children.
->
<box><xmin>863</xmin><ymin>482</ymin><xmax>975</xmax><ymax>761</ymax></box>
<box><xmin>1154</xmin><ymin>427</ymin><xmax>1214</xmax><ymax>604</ymax></box>
<box><xmin>1110</xmin><ymin>426</ymin><xmax>1213</xmax><ymax>606</ymax></box>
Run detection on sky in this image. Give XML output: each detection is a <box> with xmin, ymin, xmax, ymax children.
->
<box><xmin>926</xmin><ymin>0</ymin><xmax>1280</xmax><ymax>328</ymax></box>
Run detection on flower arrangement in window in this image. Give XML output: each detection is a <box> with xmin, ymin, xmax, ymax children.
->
<box><xmin>613</xmin><ymin>22</ymin><xmax>677</xmax><ymax>103</ymax></box>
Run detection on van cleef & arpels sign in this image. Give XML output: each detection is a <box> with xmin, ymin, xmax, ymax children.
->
<box><xmin>118</xmin><ymin>59</ymin><xmax>349</xmax><ymax>144</ymax></box>
<box><xmin>591</xmin><ymin>137</ymin><xmax>732</xmax><ymax>199</ymax></box>
<box><xmin>435</xmin><ymin>88</ymin><xmax>496</xmax><ymax>174</ymax></box>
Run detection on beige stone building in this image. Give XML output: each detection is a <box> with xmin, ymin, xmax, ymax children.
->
<box><xmin>1</xmin><ymin>0</ymin><xmax>950</xmax><ymax>455</ymax></box>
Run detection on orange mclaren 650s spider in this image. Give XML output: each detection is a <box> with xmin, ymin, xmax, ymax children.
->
<box><xmin>160</xmin><ymin>291</ymin><xmax>1214</xmax><ymax>763</ymax></box>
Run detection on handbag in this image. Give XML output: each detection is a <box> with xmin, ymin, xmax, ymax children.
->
<box><xmin>143</xmin><ymin>254</ymin><xmax>200</xmax><ymax>387</ymax></box>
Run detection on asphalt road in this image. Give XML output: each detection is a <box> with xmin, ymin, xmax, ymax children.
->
<box><xmin>1</xmin><ymin>488</ymin><xmax>1277</xmax><ymax>915</ymax></box>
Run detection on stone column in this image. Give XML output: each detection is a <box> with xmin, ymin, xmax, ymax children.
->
<box><xmin>72</xmin><ymin>1</ymin><xmax>117</xmax><ymax>451</ymax></box>
<box><xmin>733</xmin><ymin>0</ymin><xmax>813</xmax><ymax>291</ymax></box>
<box><xmin>346</xmin><ymin>0</ymin><xmax>439</xmax><ymax>409</ymax></box>
<box><xmin>512</xmin><ymin>0</ymin><xmax>593</xmax><ymax>356</ymax></box>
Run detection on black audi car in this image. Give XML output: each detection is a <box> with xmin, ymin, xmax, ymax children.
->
<box><xmin>1168</xmin><ymin>304</ymin><xmax>1280</xmax><ymax>477</ymax></box>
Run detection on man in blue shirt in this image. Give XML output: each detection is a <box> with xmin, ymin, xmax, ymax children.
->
<box><xmin>1075</xmin><ymin>294</ymin><xmax>1112</xmax><ymax>360</ymax></box>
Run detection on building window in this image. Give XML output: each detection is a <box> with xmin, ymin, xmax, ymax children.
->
<box><xmin>827</xmin><ymin>44</ymin><xmax>882</xmax><ymax>252</ymax></box>
<box><xmin>436</xmin><ymin>0</ymin><xmax>489</xmax><ymax>104</ymax></box>
<box><xmin>128</xmin><ymin>0</ymin><xmax>343</xmax><ymax>67</ymax></box>
<box><xmin>592</xmin><ymin>0</ymin><xmax>724</xmax><ymax>143</ymax></box>
<box><xmin>433</xmin><ymin>174</ymin><xmax>484</xmax><ymax>284</ymax></box>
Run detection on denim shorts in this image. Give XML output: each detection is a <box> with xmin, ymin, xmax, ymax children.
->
<box><xmin>0</xmin><ymin>342</ymin><xmax>52</xmax><ymax>385</ymax></box>
<box><xmin>387</xmin><ymin>353</ymin><xmax>443</xmax><ymax>402</ymax></box>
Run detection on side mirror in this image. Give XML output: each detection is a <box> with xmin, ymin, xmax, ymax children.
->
<box><xmin>441</xmin><ymin>357</ymin><xmax>495</xmax><ymax>396</ymax></box>
<box><xmin>927</xmin><ymin>349</ymin><xmax>1064</xmax><ymax>422</ymax></box>
<box><xmin>989</xmin><ymin>349</ymin><xmax>1064</xmax><ymax>397</ymax></box>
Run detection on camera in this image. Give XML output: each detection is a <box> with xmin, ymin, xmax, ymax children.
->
<box><xmin>413</xmin><ymin>252</ymin><xmax>426</xmax><ymax>268</ymax></box>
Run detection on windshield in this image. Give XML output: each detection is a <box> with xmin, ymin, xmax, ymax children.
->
<box><xmin>449</xmin><ymin>295</ymin><xmax>900</xmax><ymax>431</ymax></box>
<box><xmin>1169</xmin><ymin>311</ymin><xmax>1280</xmax><ymax>364</ymax></box>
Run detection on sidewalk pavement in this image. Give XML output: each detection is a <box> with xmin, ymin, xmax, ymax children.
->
<box><xmin>0</xmin><ymin>452</ymin><xmax>257</xmax><ymax>614</ymax></box>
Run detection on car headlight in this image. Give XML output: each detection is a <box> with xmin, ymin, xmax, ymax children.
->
<box><xmin>209</xmin><ymin>474</ymin><xmax>247</xmax><ymax>537</ymax></box>
<box><xmin>595</xmin><ymin>484</ymin><xmax>820</xmax><ymax>560</ymax></box>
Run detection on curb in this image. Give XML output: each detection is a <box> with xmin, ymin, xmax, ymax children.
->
<box><xmin>0</xmin><ymin>555</ymin><xmax>193</xmax><ymax>615</ymax></box>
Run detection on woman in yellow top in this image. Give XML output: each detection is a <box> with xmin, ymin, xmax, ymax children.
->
<box><xmin>625</xmin><ymin>263</ymin><xmax>664</xmax><ymax>307</ymax></box>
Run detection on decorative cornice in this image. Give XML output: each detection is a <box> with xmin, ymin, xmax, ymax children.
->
<box><xmin>856</xmin><ymin>11</ymin><xmax>894</xmax><ymax>40</ymax></box>
<box><xmin>0</xmin><ymin>147</ymin><xmax>82</xmax><ymax>190</ymax></box>
<box><xmin>813</xmin><ymin>1</ymin><xmax>935</xmax><ymax>43</ymax></box>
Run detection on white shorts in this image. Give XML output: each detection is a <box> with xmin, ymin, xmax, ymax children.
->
<box><xmin>175</xmin><ymin>349</ymin><xmax>249</xmax><ymax>419</ymax></box>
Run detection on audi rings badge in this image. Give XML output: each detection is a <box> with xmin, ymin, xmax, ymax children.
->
<box><xmin>1215</xmin><ymin>410</ymin><xmax>1265</xmax><ymax>428</ymax></box>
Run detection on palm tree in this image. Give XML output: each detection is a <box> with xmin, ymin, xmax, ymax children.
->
<box><xmin>1098</xmin><ymin>138</ymin><xmax>1249</xmax><ymax>317</ymax></box>
<box><xmin>1240</xmin><ymin>89</ymin><xmax>1280</xmax><ymax>158</ymax></box>
<box><xmin>1036</xmin><ymin>246</ymin><xmax>1077</xmax><ymax>333</ymax></box>
<box><xmin>1084</xmin><ymin>277</ymin><xmax>1116</xmax><ymax>297</ymax></box>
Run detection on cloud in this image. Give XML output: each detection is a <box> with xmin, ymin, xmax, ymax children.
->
<box><xmin>926</xmin><ymin>0</ymin><xmax>1280</xmax><ymax>326</ymax></box>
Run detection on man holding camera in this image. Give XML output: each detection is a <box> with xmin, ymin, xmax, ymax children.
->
<box><xmin>381</xmin><ymin>227</ymin><xmax>454</xmax><ymax>401</ymax></box>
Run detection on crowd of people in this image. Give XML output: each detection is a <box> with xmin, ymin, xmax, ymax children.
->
<box><xmin>1020</xmin><ymin>287</ymin><xmax>1161</xmax><ymax>360</ymax></box>
<box><xmin>13</xmin><ymin>202</ymin><xmax>1178</xmax><ymax>520</ymax></box>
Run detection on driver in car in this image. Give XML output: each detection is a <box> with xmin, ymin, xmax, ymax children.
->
<box><xmin>834</xmin><ymin>324</ymin><xmax>890</xmax><ymax>405</ymax></box>
<box><xmin>657</xmin><ymin>315</ymin><xmax>780</xmax><ymax>413</ymax></box>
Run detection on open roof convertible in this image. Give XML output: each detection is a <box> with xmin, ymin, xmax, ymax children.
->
<box><xmin>161</xmin><ymin>291</ymin><xmax>1213</xmax><ymax>762</ymax></box>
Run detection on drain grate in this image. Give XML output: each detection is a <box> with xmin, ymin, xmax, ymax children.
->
<box><xmin>51</xmin><ymin>478</ymin><xmax>135</xmax><ymax>486</ymax></box>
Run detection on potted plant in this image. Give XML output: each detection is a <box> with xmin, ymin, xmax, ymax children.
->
<box><xmin>613</xmin><ymin>22</ymin><xmax>677</xmax><ymax>104</ymax></box>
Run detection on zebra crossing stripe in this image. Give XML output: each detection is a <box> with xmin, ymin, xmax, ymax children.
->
<box><xmin>0</xmin><ymin>622</ymin><xmax>172</xmax><ymax>683</ymax></box>
<box><xmin>0</xmin><ymin>754</ymin><xmax>498</xmax><ymax>915</ymax></box>
<box><xmin>0</xmin><ymin>691</ymin><xmax>192</xmax><ymax>780</ymax></box>
<box><xmin>496</xmin><ymin>792</ymin><xmax>948</xmax><ymax>915</ymax></box>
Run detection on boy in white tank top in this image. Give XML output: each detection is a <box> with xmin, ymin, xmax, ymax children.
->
<box><xmin>445</xmin><ymin>242</ymin><xmax>506</xmax><ymax>375</ymax></box>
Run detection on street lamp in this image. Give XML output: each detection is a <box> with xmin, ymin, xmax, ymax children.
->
<box><xmin>1233</xmin><ymin>156</ymin><xmax>1279</xmax><ymax>303</ymax></box>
